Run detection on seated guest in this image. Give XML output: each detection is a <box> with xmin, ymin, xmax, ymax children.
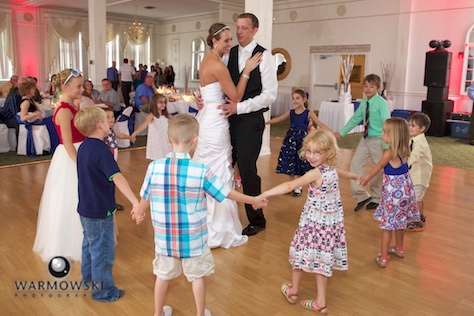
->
<box><xmin>95</xmin><ymin>79</ymin><xmax>122</xmax><ymax>118</ymax></box>
<box><xmin>18</xmin><ymin>81</ymin><xmax>43</xmax><ymax>122</ymax></box>
<box><xmin>83</xmin><ymin>80</ymin><xmax>100</xmax><ymax>100</ymax></box>
<box><xmin>78</xmin><ymin>95</ymin><xmax>95</xmax><ymax>109</ymax></box>
<box><xmin>0</xmin><ymin>77</ymin><xmax>27</xmax><ymax>143</ymax></box>
<box><xmin>1</xmin><ymin>75</ymin><xmax>18</xmax><ymax>98</ymax></box>
<box><xmin>26</xmin><ymin>76</ymin><xmax>43</xmax><ymax>103</ymax></box>
<box><xmin>134</xmin><ymin>75</ymin><xmax>156</xmax><ymax>112</ymax></box>
<box><xmin>5</xmin><ymin>76</ymin><xmax>26</xmax><ymax>103</ymax></box>
<box><xmin>45</xmin><ymin>74</ymin><xmax>60</xmax><ymax>97</ymax></box>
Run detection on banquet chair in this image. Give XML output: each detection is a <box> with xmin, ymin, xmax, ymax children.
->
<box><xmin>0</xmin><ymin>123</ymin><xmax>10</xmax><ymax>152</ymax></box>
<box><xmin>134</xmin><ymin>110</ymin><xmax>148</xmax><ymax>136</ymax></box>
<box><xmin>188</xmin><ymin>107</ymin><xmax>199</xmax><ymax>116</ymax></box>
<box><xmin>16</xmin><ymin>116</ymin><xmax>51</xmax><ymax>156</ymax></box>
<box><xmin>115</xmin><ymin>106</ymin><xmax>133</xmax><ymax>148</ymax></box>
<box><xmin>129</xmin><ymin>92</ymin><xmax>136</xmax><ymax>107</ymax></box>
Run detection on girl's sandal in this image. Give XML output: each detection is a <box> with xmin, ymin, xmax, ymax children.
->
<box><xmin>300</xmin><ymin>299</ymin><xmax>329</xmax><ymax>315</ymax></box>
<box><xmin>280</xmin><ymin>283</ymin><xmax>298</xmax><ymax>304</ymax></box>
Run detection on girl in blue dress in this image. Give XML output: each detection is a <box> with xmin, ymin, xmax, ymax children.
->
<box><xmin>359</xmin><ymin>117</ymin><xmax>420</xmax><ymax>268</ymax></box>
<box><xmin>266</xmin><ymin>89</ymin><xmax>331</xmax><ymax>196</ymax></box>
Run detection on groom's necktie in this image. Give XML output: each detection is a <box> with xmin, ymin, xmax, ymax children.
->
<box><xmin>363</xmin><ymin>101</ymin><xmax>370</xmax><ymax>138</ymax></box>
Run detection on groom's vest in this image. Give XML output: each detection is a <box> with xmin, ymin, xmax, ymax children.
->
<box><xmin>228</xmin><ymin>45</ymin><xmax>268</xmax><ymax>113</ymax></box>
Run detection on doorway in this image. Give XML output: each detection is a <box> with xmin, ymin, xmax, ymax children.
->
<box><xmin>309</xmin><ymin>45</ymin><xmax>370</xmax><ymax>110</ymax></box>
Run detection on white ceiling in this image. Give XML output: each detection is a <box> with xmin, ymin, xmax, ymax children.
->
<box><xmin>0</xmin><ymin>0</ymin><xmax>293</xmax><ymax>20</ymax></box>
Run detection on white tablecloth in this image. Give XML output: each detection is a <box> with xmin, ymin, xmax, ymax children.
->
<box><xmin>167</xmin><ymin>100</ymin><xmax>198</xmax><ymax>115</ymax></box>
<box><xmin>39</xmin><ymin>105</ymin><xmax>54</xmax><ymax>118</ymax></box>
<box><xmin>318</xmin><ymin>101</ymin><xmax>364</xmax><ymax>134</ymax></box>
<box><xmin>271</xmin><ymin>93</ymin><xmax>292</xmax><ymax>117</ymax></box>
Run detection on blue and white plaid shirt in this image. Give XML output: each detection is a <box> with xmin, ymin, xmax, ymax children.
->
<box><xmin>140</xmin><ymin>152</ymin><xmax>230</xmax><ymax>258</ymax></box>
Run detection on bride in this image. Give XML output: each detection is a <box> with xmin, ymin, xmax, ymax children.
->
<box><xmin>193</xmin><ymin>23</ymin><xmax>262</xmax><ymax>248</ymax></box>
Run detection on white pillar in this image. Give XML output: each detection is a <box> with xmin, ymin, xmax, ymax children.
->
<box><xmin>88</xmin><ymin>0</ymin><xmax>107</xmax><ymax>85</ymax></box>
<box><xmin>245</xmin><ymin>0</ymin><xmax>274</xmax><ymax>156</ymax></box>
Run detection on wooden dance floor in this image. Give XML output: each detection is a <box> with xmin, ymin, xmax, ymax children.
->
<box><xmin>1</xmin><ymin>137</ymin><xmax>473</xmax><ymax>315</ymax></box>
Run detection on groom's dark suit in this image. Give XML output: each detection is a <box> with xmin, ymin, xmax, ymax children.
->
<box><xmin>228</xmin><ymin>44</ymin><xmax>268</xmax><ymax>230</ymax></box>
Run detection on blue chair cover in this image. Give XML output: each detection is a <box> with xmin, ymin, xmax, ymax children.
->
<box><xmin>44</xmin><ymin>116</ymin><xmax>60</xmax><ymax>154</ymax></box>
<box><xmin>16</xmin><ymin>115</ymin><xmax>46</xmax><ymax>157</ymax></box>
<box><xmin>188</xmin><ymin>107</ymin><xmax>199</xmax><ymax>115</ymax></box>
<box><xmin>117</xmin><ymin>106</ymin><xmax>136</xmax><ymax>135</ymax></box>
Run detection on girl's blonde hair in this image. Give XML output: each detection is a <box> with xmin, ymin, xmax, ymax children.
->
<box><xmin>383</xmin><ymin>117</ymin><xmax>410</xmax><ymax>159</ymax></box>
<box><xmin>150</xmin><ymin>94</ymin><xmax>170</xmax><ymax>119</ymax></box>
<box><xmin>168</xmin><ymin>114</ymin><xmax>199</xmax><ymax>145</ymax></box>
<box><xmin>57</xmin><ymin>69</ymin><xmax>82</xmax><ymax>85</ymax></box>
<box><xmin>299</xmin><ymin>129</ymin><xmax>341</xmax><ymax>166</ymax></box>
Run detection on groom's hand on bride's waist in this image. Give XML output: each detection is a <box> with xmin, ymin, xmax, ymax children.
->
<box><xmin>217</xmin><ymin>98</ymin><xmax>237</xmax><ymax>118</ymax></box>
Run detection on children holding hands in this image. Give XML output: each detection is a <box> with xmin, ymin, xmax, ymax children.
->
<box><xmin>358</xmin><ymin>117</ymin><xmax>420</xmax><ymax>268</ymax></box>
<box><xmin>266</xmin><ymin>89</ymin><xmax>332</xmax><ymax>196</ymax></box>
<box><xmin>261</xmin><ymin>130</ymin><xmax>359</xmax><ymax>315</ymax></box>
<box><xmin>131</xmin><ymin>114</ymin><xmax>267</xmax><ymax>316</ymax></box>
<box><xmin>406</xmin><ymin>113</ymin><xmax>433</xmax><ymax>232</ymax></box>
<box><xmin>74</xmin><ymin>107</ymin><xmax>139</xmax><ymax>302</ymax></box>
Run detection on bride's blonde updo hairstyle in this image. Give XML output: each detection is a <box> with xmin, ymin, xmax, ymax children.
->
<box><xmin>206</xmin><ymin>23</ymin><xmax>230</xmax><ymax>49</ymax></box>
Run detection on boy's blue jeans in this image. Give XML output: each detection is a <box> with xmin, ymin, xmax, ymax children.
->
<box><xmin>80</xmin><ymin>215</ymin><xmax>120</xmax><ymax>302</ymax></box>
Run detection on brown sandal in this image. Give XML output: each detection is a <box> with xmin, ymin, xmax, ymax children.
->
<box><xmin>280</xmin><ymin>283</ymin><xmax>298</xmax><ymax>304</ymax></box>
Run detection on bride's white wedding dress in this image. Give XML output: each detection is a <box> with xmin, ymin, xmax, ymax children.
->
<box><xmin>194</xmin><ymin>82</ymin><xmax>248</xmax><ymax>248</ymax></box>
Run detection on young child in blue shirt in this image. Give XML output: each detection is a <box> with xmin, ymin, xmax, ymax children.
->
<box><xmin>74</xmin><ymin>107</ymin><xmax>139</xmax><ymax>302</ymax></box>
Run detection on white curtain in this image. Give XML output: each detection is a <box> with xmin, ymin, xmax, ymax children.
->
<box><xmin>44</xmin><ymin>14</ymin><xmax>86</xmax><ymax>77</ymax></box>
<box><xmin>107</xmin><ymin>21</ymin><xmax>152</xmax><ymax>69</ymax></box>
<box><xmin>0</xmin><ymin>9</ymin><xmax>15</xmax><ymax>79</ymax></box>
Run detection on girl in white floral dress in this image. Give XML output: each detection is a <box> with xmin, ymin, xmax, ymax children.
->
<box><xmin>262</xmin><ymin>130</ymin><xmax>359</xmax><ymax>315</ymax></box>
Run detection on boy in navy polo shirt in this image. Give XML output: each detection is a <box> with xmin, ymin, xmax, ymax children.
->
<box><xmin>74</xmin><ymin>107</ymin><xmax>139</xmax><ymax>302</ymax></box>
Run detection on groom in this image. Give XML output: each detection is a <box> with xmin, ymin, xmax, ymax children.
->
<box><xmin>218</xmin><ymin>13</ymin><xmax>277</xmax><ymax>236</ymax></box>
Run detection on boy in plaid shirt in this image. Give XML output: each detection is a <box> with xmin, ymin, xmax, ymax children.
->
<box><xmin>132</xmin><ymin>114</ymin><xmax>267</xmax><ymax>316</ymax></box>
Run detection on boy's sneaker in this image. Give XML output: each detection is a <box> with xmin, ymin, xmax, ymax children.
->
<box><xmin>163</xmin><ymin>306</ymin><xmax>173</xmax><ymax>316</ymax></box>
<box><xmin>204</xmin><ymin>308</ymin><xmax>212</xmax><ymax>316</ymax></box>
<box><xmin>293</xmin><ymin>187</ymin><xmax>302</xmax><ymax>196</ymax></box>
<box><xmin>117</xmin><ymin>289</ymin><xmax>126</xmax><ymax>300</ymax></box>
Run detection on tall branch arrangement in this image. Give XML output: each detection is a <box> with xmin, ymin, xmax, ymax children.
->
<box><xmin>340</xmin><ymin>55</ymin><xmax>354</xmax><ymax>93</ymax></box>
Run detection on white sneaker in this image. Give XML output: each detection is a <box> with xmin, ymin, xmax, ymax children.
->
<box><xmin>204</xmin><ymin>308</ymin><xmax>212</xmax><ymax>316</ymax></box>
<box><xmin>293</xmin><ymin>187</ymin><xmax>302</xmax><ymax>196</ymax></box>
<box><xmin>163</xmin><ymin>305</ymin><xmax>173</xmax><ymax>316</ymax></box>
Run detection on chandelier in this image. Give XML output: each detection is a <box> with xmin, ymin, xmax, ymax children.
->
<box><xmin>125</xmin><ymin>5</ymin><xmax>148</xmax><ymax>42</ymax></box>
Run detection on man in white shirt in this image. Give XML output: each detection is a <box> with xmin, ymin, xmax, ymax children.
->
<box><xmin>119</xmin><ymin>58</ymin><xmax>136</xmax><ymax>107</ymax></box>
<box><xmin>219</xmin><ymin>13</ymin><xmax>277</xmax><ymax>236</ymax></box>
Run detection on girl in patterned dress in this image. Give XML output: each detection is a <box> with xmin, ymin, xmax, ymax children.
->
<box><xmin>262</xmin><ymin>130</ymin><xmax>359</xmax><ymax>314</ymax></box>
<box><xmin>266</xmin><ymin>89</ymin><xmax>331</xmax><ymax>196</ymax></box>
<box><xmin>131</xmin><ymin>94</ymin><xmax>172</xmax><ymax>160</ymax></box>
<box><xmin>359</xmin><ymin>117</ymin><xmax>420</xmax><ymax>268</ymax></box>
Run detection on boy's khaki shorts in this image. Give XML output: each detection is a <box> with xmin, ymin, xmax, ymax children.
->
<box><xmin>153</xmin><ymin>247</ymin><xmax>215</xmax><ymax>282</ymax></box>
<box><xmin>414</xmin><ymin>185</ymin><xmax>427</xmax><ymax>202</ymax></box>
